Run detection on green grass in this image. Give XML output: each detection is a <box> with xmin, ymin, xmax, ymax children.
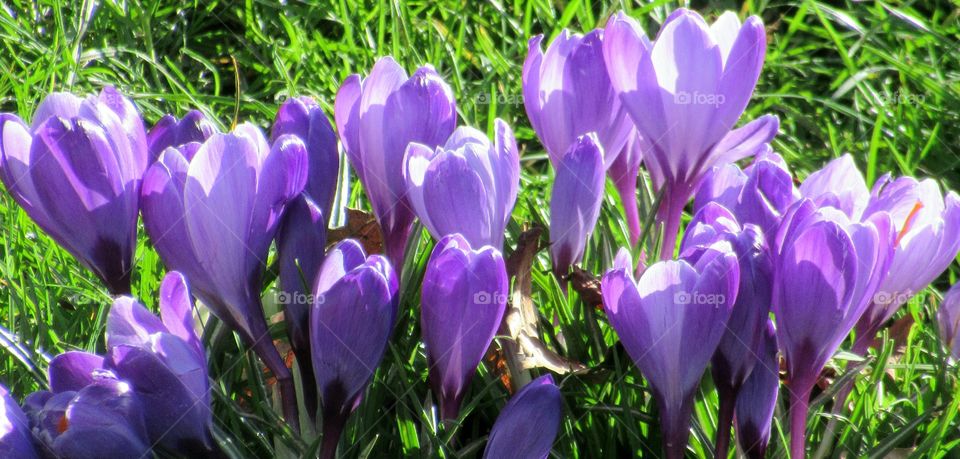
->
<box><xmin>2</xmin><ymin>0</ymin><xmax>960</xmax><ymax>457</ymax></box>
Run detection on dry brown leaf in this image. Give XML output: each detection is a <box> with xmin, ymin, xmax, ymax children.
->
<box><xmin>327</xmin><ymin>208</ymin><xmax>383</xmax><ymax>255</ymax></box>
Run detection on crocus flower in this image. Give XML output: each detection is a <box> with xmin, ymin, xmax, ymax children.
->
<box><xmin>735</xmin><ymin>320</ymin><xmax>779</xmax><ymax>459</ymax></box>
<box><xmin>1</xmin><ymin>384</ymin><xmax>37</xmax><ymax>458</ymax></box>
<box><xmin>603</xmin><ymin>10</ymin><xmax>778</xmax><ymax>258</ymax></box>
<box><xmin>522</xmin><ymin>28</ymin><xmax>633</xmax><ymax>168</ymax></box>
<box><xmin>273</xmin><ymin>96</ymin><xmax>340</xmax><ymax>224</ymax></box>
<box><xmin>602</xmin><ymin>242</ymin><xmax>739</xmax><ymax>458</ymax></box>
<box><xmin>421</xmin><ymin>234</ymin><xmax>508</xmax><ymax>421</ymax></box>
<box><xmin>0</xmin><ymin>88</ymin><xmax>148</xmax><ymax>293</ymax></box>
<box><xmin>404</xmin><ymin>119</ymin><xmax>519</xmax><ymax>249</ymax></box>
<box><xmin>483</xmin><ymin>375</ymin><xmax>562</xmax><ymax>459</ymax></box>
<box><xmin>608</xmin><ymin>131</ymin><xmax>647</xmax><ymax>245</ymax></box>
<box><xmin>772</xmin><ymin>198</ymin><xmax>895</xmax><ymax>457</ymax></box>
<box><xmin>798</xmin><ymin>154</ymin><xmax>870</xmax><ymax>219</ymax></box>
<box><xmin>147</xmin><ymin>110</ymin><xmax>217</xmax><ymax>159</ymax></box>
<box><xmin>854</xmin><ymin>175</ymin><xmax>960</xmax><ymax>352</ymax></box>
<box><xmin>310</xmin><ymin>240</ymin><xmax>398</xmax><ymax>459</ymax></box>
<box><xmin>550</xmin><ymin>134</ymin><xmax>605</xmax><ymax>276</ymax></box>
<box><xmin>141</xmin><ymin>123</ymin><xmax>308</xmax><ymax>428</ymax></box>
<box><xmin>679</xmin><ymin>203</ymin><xmax>773</xmax><ymax>456</ymax></box>
<box><xmin>335</xmin><ymin>57</ymin><xmax>457</xmax><ymax>269</ymax></box>
<box><xmin>105</xmin><ymin>271</ymin><xmax>213</xmax><ymax>453</ymax></box>
<box><xmin>26</xmin><ymin>375</ymin><xmax>150</xmax><ymax>458</ymax></box>
<box><xmin>938</xmin><ymin>283</ymin><xmax>960</xmax><ymax>360</ymax></box>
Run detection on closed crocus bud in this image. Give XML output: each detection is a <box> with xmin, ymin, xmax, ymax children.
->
<box><xmin>679</xmin><ymin>203</ymin><xmax>773</xmax><ymax>456</ymax></box>
<box><xmin>695</xmin><ymin>150</ymin><xmax>799</xmax><ymax>243</ymax></box>
<box><xmin>0</xmin><ymin>88</ymin><xmax>149</xmax><ymax>294</ymax></box>
<box><xmin>29</xmin><ymin>375</ymin><xmax>150</xmax><ymax>459</ymax></box>
<box><xmin>608</xmin><ymin>131</ymin><xmax>647</xmax><ymax>246</ymax></box>
<box><xmin>404</xmin><ymin>119</ymin><xmax>519</xmax><ymax>249</ymax></box>
<box><xmin>550</xmin><ymin>134</ymin><xmax>605</xmax><ymax>277</ymax></box>
<box><xmin>798</xmin><ymin>154</ymin><xmax>870</xmax><ymax>219</ymax></box>
<box><xmin>603</xmin><ymin>10</ymin><xmax>778</xmax><ymax>258</ymax></box>
<box><xmin>421</xmin><ymin>234</ymin><xmax>508</xmax><ymax>421</ymax></box>
<box><xmin>141</xmin><ymin>124</ymin><xmax>308</xmax><ymax>428</ymax></box>
<box><xmin>773</xmin><ymin>198</ymin><xmax>895</xmax><ymax>457</ymax></box>
<box><xmin>523</xmin><ymin>29</ymin><xmax>633</xmax><ymax>169</ymax></box>
<box><xmin>147</xmin><ymin>110</ymin><xmax>217</xmax><ymax>160</ymax></box>
<box><xmin>104</xmin><ymin>271</ymin><xmax>213</xmax><ymax>454</ymax></box>
<box><xmin>483</xmin><ymin>375</ymin><xmax>562</xmax><ymax>459</ymax></box>
<box><xmin>335</xmin><ymin>57</ymin><xmax>457</xmax><ymax>270</ymax></box>
<box><xmin>602</xmin><ymin>242</ymin><xmax>739</xmax><ymax>459</ymax></box>
<box><xmin>938</xmin><ymin>284</ymin><xmax>960</xmax><ymax>360</ymax></box>
<box><xmin>855</xmin><ymin>176</ymin><xmax>960</xmax><ymax>352</ymax></box>
<box><xmin>310</xmin><ymin>240</ymin><xmax>398</xmax><ymax>459</ymax></box>
<box><xmin>735</xmin><ymin>320</ymin><xmax>779</xmax><ymax>459</ymax></box>
<box><xmin>1</xmin><ymin>384</ymin><xmax>37</xmax><ymax>458</ymax></box>
<box><xmin>273</xmin><ymin>96</ymin><xmax>340</xmax><ymax>224</ymax></box>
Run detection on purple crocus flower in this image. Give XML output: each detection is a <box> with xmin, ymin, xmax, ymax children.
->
<box><xmin>310</xmin><ymin>240</ymin><xmax>398</xmax><ymax>459</ymax></box>
<box><xmin>0</xmin><ymin>88</ymin><xmax>148</xmax><ymax>294</ymax></box>
<box><xmin>482</xmin><ymin>375</ymin><xmax>562</xmax><ymax>459</ymax></box>
<box><xmin>1</xmin><ymin>384</ymin><xmax>37</xmax><ymax>458</ymax></box>
<box><xmin>335</xmin><ymin>57</ymin><xmax>457</xmax><ymax>270</ymax></box>
<box><xmin>404</xmin><ymin>120</ymin><xmax>519</xmax><ymax>249</ymax></box>
<box><xmin>147</xmin><ymin>110</ymin><xmax>217</xmax><ymax>160</ymax></box>
<box><xmin>854</xmin><ymin>175</ymin><xmax>960</xmax><ymax>352</ymax></box>
<box><xmin>608</xmin><ymin>131</ymin><xmax>648</xmax><ymax>245</ymax></box>
<box><xmin>602</xmin><ymin>241</ymin><xmax>739</xmax><ymax>458</ymax></box>
<box><xmin>938</xmin><ymin>283</ymin><xmax>960</xmax><ymax>360</ymax></box>
<box><xmin>798</xmin><ymin>154</ymin><xmax>870</xmax><ymax>219</ymax></box>
<box><xmin>273</xmin><ymin>96</ymin><xmax>340</xmax><ymax>223</ymax></box>
<box><xmin>734</xmin><ymin>320</ymin><xmax>779</xmax><ymax>459</ymax></box>
<box><xmin>141</xmin><ymin>123</ymin><xmax>308</xmax><ymax>428</ymax></box>
<box><xmin>603</xmin><ymin>10</ymin><xmax>777</xmax><ymax>258</ymax></box>
<box><xmin>550</xmin><ymin>134</ymin><xmax>605</xmax><ymax>276</ymax></box>
<box><xmin>679</xmin><ymin>203</ymin><xmax>773</xmax><ymax>456</ymax></box>
<box><xmin>105</xmin><ymin>271</ymin><xmax>213</xmax><ymax>453</ymax></box>
<box><xmin>772</xmin><ymin>198</ymin><xmax>895</xmax><ymax>457</ymax></box>
<box><xmin>421</xmin><ymin>234</ymin><xmax>508</xmax><ymax>421</ymax></box>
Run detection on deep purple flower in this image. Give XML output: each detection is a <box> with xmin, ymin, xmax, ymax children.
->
<box><xmin>310</xmin><ymin>240</ymin><xmax>398</xmax><ymax>459</ymax></box>
<box><xmin>1</xmin><ymin>384</ymin><xmax>37</xmax><ymax>458</ymax></box>
<box><xmin>602</xmin><ymin>242</ymin><xmax>739</xmax><ymax>458</ymax></box>
<box><xmin>550</xmin><ymin>134</ymin><xmax>605</xmax><ymax>276</ymax></box>
<box><xmin>141</xmin><ymin>124</ymin><xmax>308</xmax><ymax>428</ymax></box>
<box><xmin>679</xmin><ymin>203</ymin><xmax>773</xmax><ymax>456</ymax></box>
<box><xmin>0</xmin><ymin>88</ymin><xmax>148</xmax><ymax>293</ymax></box>
<box><xmin>335</xmin><ymin>57</ymin><xmax>457</xmax><ymax>270</ymax></box>
<box><xmin>773</xmin><ymin>198</ymin><xmax>895</xmax><ymax>457</ymax></box>
<box><xmin>421</xmin><ymin>234</ymin><xmax>508</xmax><ymax>420</ymax></box>
<box><xmin>855</xmin><ymin>175</ymin><xmax>960</xmax><ymax>351</ymax></box>
<box><xmin>608</xmin><ymin>131</ymin><xmax>647</xmax><ymax>245</ymax></box>
<box><xmin>734</xmin><ymin>320</ymin><xmax>779</xmax><ymax>459</ymax></box>
<box><xmin>483</xmin><ymin>375</ymin><xmax>562</xmax><ymax>459</ymax></box>
<box><xmin>404</xmin><ymin>120</ymin><xmax>519</xmax><ymax>249</ymax></box>
<box><xmin>273</xmin><ymin>96</ymin><xmax>340</xmax><ymax>224</ymax></box>
<box><xmin>147</xmin><ymin>110</ymin><xmax>217</xmax><ymax>160</ymax></box>
<box><xmin>603</xmin><ymin>10</ymin><xmax>777</xmax><ymax>258</ymax></box>
<box><xmin>523</xmin><ymin>29</ymin><xmax>633</xmax><ymax>168</ymax></box>
<box><xmin>939</xmin><ymin>283</ymin><xmax>960</xmax><ymax>360</ymax></box>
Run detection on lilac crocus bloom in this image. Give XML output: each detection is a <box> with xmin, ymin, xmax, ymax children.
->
<box><xmin>602</xmin><ymin>242</ymin><xmax>739</xmax><ymax>458</ymax></box>
<box><xmin>603</xmin><ymin>10</ymin><xmax>778</xmax><ymax>258</ymax></box>
<box><xmin>854</xmin><ymin>175</ymin><xmax>960</xmax><ymax>352</ymax></box>
<box><xmin>938</xmin><ymin>283</ymin><xmax>960</xmax><ymax>360</ymax></box>
<box><xmin>335</xmin><ymin>57</ymin><xmax>457</xmax><ymax>270</ymax></box>
<box><xmin>421</xmin><ymin>234</ymin><xmax>508</xmax><ymax>421</ymax></box>
<box><xmin>105</xmin><ymin>271</ymin><xmax>213</xmax><ymax>453</ymax></box>
<box><xmin>735</xmin><ymin>320</ymin><xmax>779</xmax><ymax>459</ymax></box>
<box><xmin>679</xmin><ymin>203</ymin><xmax>773</xmax><ymax>456</ymax></box>
<box><xmin>310</xmin><ymin>240</ymin><xmax>397</xmax><ymax>459</ymax></box>
<box><xmin>0</xmin><ymin>88</ymin><xmax>148</xmax><ymax>294</ymax></box>
<box><xmin>141</xmin><ymin>123</ymin><xmax>308</xmax><ymax>428</ymax></box>
<box><xmin>1</xmin><ymin>384</ymin><xmax>37</xmax><ymax>458</ymax></box>
<box><xmin>483</xmin><ymin>375</ymin><xmax>562</xmax><ymax>459</ymax></box>
<box><xmin>273</xmin><ymin>96</ymin><xmax>340</xmax><ymax>223</ymax></box>
<box><xmin>404</xmin><ymin>119</ymin><xmax>519</xmax><ymax>249</ymax></box>
<box><xmin>772</xmin><ymin>198</ymin><xmax>895</xmax><ymax>457</ymax></box>
<box><xmin>798</xmin><ymin>154</ymin><xmax>870</xmax><ymax>219</ymax></box>
<box><xmin>550</xmin><ymin>134</ymin><xmax>605</xmax><ymax>276</ymax></box>
<box><xmin>147</xmin><ymin>110</ymin><xmax>217</xmax><ymax>159</ymax></box>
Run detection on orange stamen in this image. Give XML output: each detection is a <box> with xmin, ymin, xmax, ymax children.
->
<box><xmin>895</xmin><ymin>201</ymin><xmax>924</xmax><ymax>246</ymax></box>
<box><xmin>57</xmin><ymin>415</ymin><xmax>69</xmax><ymax>434</ymax></box>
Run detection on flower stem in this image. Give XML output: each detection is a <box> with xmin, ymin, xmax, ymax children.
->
<box><xmin>788</xmin><ymin>381</ymin><xmax>813</xmax><ymax>458</ymax></box>
<box><xmin>714</xmin><ymin>389</ymin><xmax>737</xmax><ymax>458</ymax></box>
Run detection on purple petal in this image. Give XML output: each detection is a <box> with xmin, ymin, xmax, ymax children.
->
<box><xmin>483</xmin><ymin>375</ymin><xmax>562</xmax><ymax>459</ymax></box>
<box><xmin>550</xmin><ymin>134</ymin><xmax>605</xmax><ymax>273</ymax></box>
<box><xmin>0</xmin><ymin>384</ymin><xmax>37</xmax><ymax>458</ymax></box>
<box><xmin>48</xmin><ymin>351</ymin><xmax>104</xmax><ymax>394</ymax></box>
<box><xmin>147</xmin><ymin>111</ymin><xmax>217</xmax><ymax>160</ymax></box>
<box><xmin>106</xmin><ymin>296</ymin><xmax>165</xmax><ymax>351</ymax></box>
<box><xmin>30</xmin><ymin>92</ymin><xmax>82</xmax><ymax>131</ymax></box>
<box><xmin>799</xmin><ymin>154</ymin><xmax>869</xmax><ymax>218</ymax></box>
<box><xmin>51</xmin><ymin>377</ymin><xmax>150</xmax><ymax>459</ymax></box>
<box><xmin>159</xmin><ymin>271</ymin><xmax>205</xmax><ymax>361</ymax></box>
<box><xmin>734</xmin><ymin>320</ymin><xmax>779</xmax><ymax>458</ymax></box>
<box><xmin>272</xmin><ymin>97</ymin><xmax>340</xmax><ymax>221</ymax></box>
<box><xmin>711</xmin><ymin>16</ymin><xmax>766</xmax><ymax>141</ymax></box>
